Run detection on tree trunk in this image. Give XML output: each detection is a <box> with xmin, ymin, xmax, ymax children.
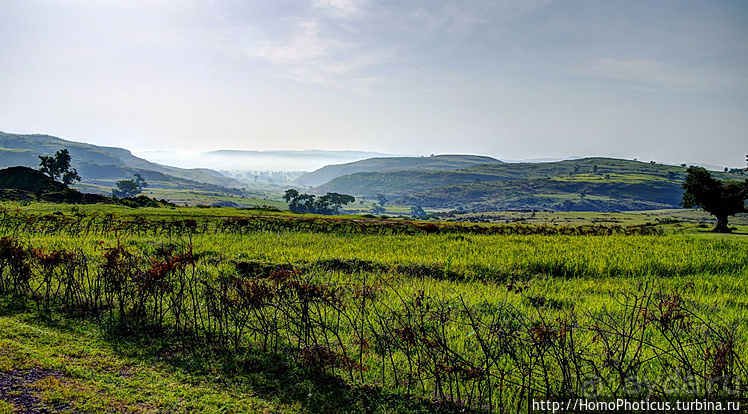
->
<box><xmin>712</xmin><ymin>214</ymin><xmax>731</xmax><ymax>233</ymax></box>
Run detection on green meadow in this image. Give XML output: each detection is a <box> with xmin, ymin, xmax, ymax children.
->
<box><xmin>1</xmin><ymin>201</ymin><xmax>747</xmax><ymax>413</ymax></box>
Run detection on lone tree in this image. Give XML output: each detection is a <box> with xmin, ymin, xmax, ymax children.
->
<box><xmin>681</xmin><ymin>166</ymin><xmax>748</xmax><ymax>233</ymax></box>
<box><xmin>112</xmin><ymin>180</ymin><xmax>141</xmax><ymax>198</ymax></box>
<box><xmin>376</xmin><ymin>193</ymin><xmax>388</xmax><ymax>207</ymax></box>
<box><xmin>38</xmin><ymin>149</ymin><xmax>81</xmax><ymax>185</ymax></box>
<box><xmin>410</xmin><ymin>205</ymin><xmax>426</xmax><ymax>218</ymax></box>
<box><xmin>134</xmin><ymin>173</ymin><xmax>148</xmax><ymax>189</ymax></box>
<box><xmin>112</xmin><ymin>174</ymin><xmax>148</xmax><ymax>198</ymax></box>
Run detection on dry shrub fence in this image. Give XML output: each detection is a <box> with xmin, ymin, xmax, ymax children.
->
<box><xmin>0</xmin><ymin>206</ymin><xmax>662</xmax><ymax>239</ymax></box>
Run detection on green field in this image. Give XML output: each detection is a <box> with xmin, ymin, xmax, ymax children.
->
<box><xmin>1</xmin><ymin>201</ymin><xmax>747</xmax><ymax>413</ymax></box>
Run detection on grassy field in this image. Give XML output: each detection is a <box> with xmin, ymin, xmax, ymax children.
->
<box><xmin>0</xmin><ymin>313</ymin><xmax>293</xmax><ymax>413</ymax></box>
<box><xmin>71</xmin><ymin>182</ymin><xmax>288</xmax><ymax>209</ymax></box>
<box><xmin>1</xmin><ymin>201</ymin><xmax>747</xmax><ymax>413</ymax></box>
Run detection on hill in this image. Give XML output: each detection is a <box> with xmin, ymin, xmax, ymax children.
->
<box><xmin>294</xmin><ymin>154</ymin><xmax>501</xmax><ymax>187</ymax></box>
<box><xmin>395</xmin><ymin>176</ymin><xmax>682</xmax><ymax>212</ymax></box>
<box><xmin>315</xmin><ymin>157</ymin><xmax>743</xmax><ymax>212</ymax></box>
<box><xmin>0</xmin><ymin>131</ymin><xmax>244</xmax><ymax>195</ymax></box>
<box><xmin>0</xmin><ymin>166</ymin><xmax>111</xmax><ymax>203</ymax></box>
<box><xmin>0</xmin><ymin>166</ymin><xmax>67</xmax><ymax>193</ymax></box>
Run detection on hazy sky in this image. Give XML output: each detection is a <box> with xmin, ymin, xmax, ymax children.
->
<box><xmin>2</xmin><ymin>0</ymin><xmax>747</xmax><ymax>167</ymax></box>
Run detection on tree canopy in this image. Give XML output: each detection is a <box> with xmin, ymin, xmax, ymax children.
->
<box><xmin>134</xmin><ymin>173</ymin><xmax>148</xmax><ymax>188</ymax></box>
<box><xmin>284</xmin><ymin>189</ymin><xmax>355</xmax><ymax>214</ymax></box>
<box><xmin>38</xmin><ymin>149</ymin><xmax>81</xmax><ymax>185</ymax></box>
<box><xmin>376</xmin><ymin>193</ymin><xmax>388</xmax><ymax>207</ymax></box>
<box><xmin>112</xmin><ymin>174</ymin><xmax>148</xmax><ymax>198</ymax></box>
<box><xmin>681</xmin><ymin>166</ymin><xmax>748</xmax><ymax>233</ymax></box>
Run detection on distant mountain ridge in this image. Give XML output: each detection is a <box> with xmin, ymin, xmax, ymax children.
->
<box><xmin>0</xmin><ymin>131</ymin><xmax>244</xmax><ymax>194</ymax></box>
<box><xmin>294</xmin><ymin>154</ymin><xmax>502</xmax><ymax>187</ymax></box>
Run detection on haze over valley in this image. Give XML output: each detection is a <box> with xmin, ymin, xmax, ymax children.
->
<box><xmin>3</xmin><ymin>131</ymin><xmax>745</xmax><ymax>215</ymax></box>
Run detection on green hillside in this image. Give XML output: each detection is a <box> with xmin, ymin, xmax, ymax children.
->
<box><xmin>0</xmin><ymin>166</ymin><xmax>67</xmax><ymax>193</ymax></box>
<box><xmin>314</xmin><ymin>169</ymin><xmax>501</xmax><ymax>197</ymax></box>
<box><xmin>0</xmin><ymin>166</ymin><xmax>111</xmax><ymax>204</ymax></box>
<box><xmin>0</xmin><ymin>131</ymin><xmax>244</xmax><ymax>195</ymax></box>
<box><xmin>294</xmin><ymin>154</ymin><xmax>501</xmax><ymax>187</ymax></box>
<box><xmin>316</xmin><ymin>157</ymin><xmax>743</xmax><ymax>212</ymax></box>
<box><xmin>395</xmin><ymin>177</ymin><xmax>683</xmax><ymax>212</ymax></box>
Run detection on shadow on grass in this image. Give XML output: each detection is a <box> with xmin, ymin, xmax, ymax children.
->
<box><xmin>691</xmin><ymin>228</ymin><xmax>748</xmax><ymax>236</ymax></box>
<box><xmin>2</xmin><ymin>300</ymin><xmax>480</xmax><ymax>414</ymax></box>
<box><xmin>99</xmin><ymin>322</ymin><xmax>479</xmax><ymax>414</ymax></box>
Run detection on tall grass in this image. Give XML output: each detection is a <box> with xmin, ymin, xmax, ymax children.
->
<box><xmin>1</xmin><ymin>205</ymin><xmax>747</xmax><ymax>412</ymax></box>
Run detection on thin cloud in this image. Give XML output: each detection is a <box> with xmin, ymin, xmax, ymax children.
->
<box><xmin>313</xmin><ymin>0</ymin><xmax>365</xmax><ymax>19</ymax></box>
<box><xmin>245</xmin><ymin>0</ymin><xmax>557</xmax><ymax>90</ymax></box>
<box><xmin>249</xmin><ymin>13</ymin><xmax>394</xmax><ymax>90</ymax></box>
<box><xmin>255</xmin><ymin>20</ymin><xmax>342</xmax><ymax>65</ymax></box>
<box><xmin>577</xmin><ymin>58</ymin><xmax>748</xmax><ymax>94</ymax></box>
<box><xmin>398</xmin><ymin>0</ymin><xmax>554</xmax><ymax>38</ymax></box>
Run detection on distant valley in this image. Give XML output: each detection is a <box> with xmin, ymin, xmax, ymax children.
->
<box><xmin>135</xmin><ymin>149</ymin><xmax>399</xmax><ymax>175</ymax></box>
<box><xmin>2</xmin><ymin>130</ymin><xmax>742</xmax><ymax>213</ymax></box>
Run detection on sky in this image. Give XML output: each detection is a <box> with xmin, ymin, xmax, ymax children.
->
<box><xmin>1</xmin><ymin>0</ymin><xmax>747</xmax><ymax>168</ymax></box>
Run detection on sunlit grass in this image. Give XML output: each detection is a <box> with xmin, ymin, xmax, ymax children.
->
<box><xmin>3</xmin><ymin>201</ymin><xmax>748</xmax><ymax>412</ymax></box>
<box><xmin>0</xmin><ymin>315</ymin><xmax>291</xmax><ymax>413</ymax></box>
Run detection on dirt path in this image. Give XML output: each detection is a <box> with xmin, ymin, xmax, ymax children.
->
<box><xmin>0</xmin><ymin>368</ymin><xmax>69</xmax><ymax>413</ymax></box>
